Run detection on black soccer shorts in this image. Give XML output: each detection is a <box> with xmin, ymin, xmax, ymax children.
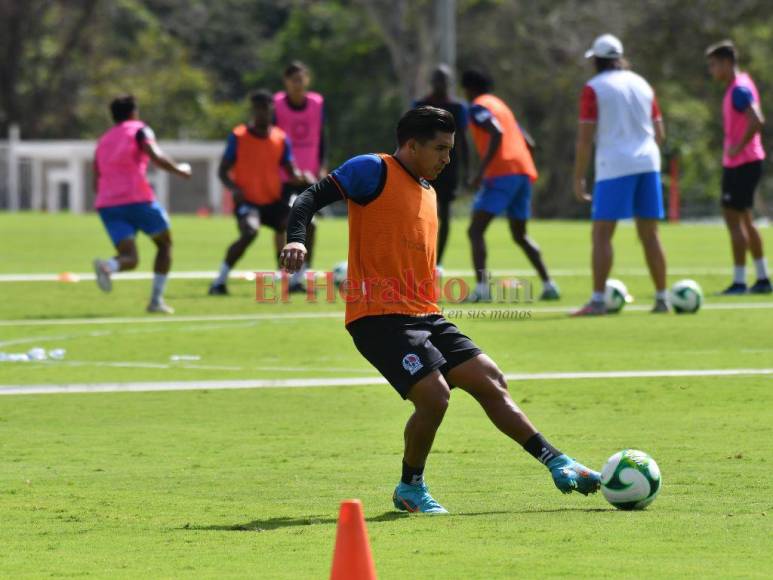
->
<box><xmin>346</xmin><ymin>314</ymin><xmax>482</xmax><ymax>399</ymax></box>
<box><xmin>234</xmin><ymin>201</ymin><xmax>290</xmax><ymax>236</ymax></box>
<box><xmin>721</xmin><ymin>160</ymin><xmax>763</xmax><ymax>211</ymax></box>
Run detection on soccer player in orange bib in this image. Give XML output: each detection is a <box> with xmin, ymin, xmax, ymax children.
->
<box><xmin>280</xmin><ymin>107</ymin><xmax>599</xmax><ymax>513</ymax></box>
<box><xmin>209</xmin><ymin>90</ymin><xmax>305</xmax><ymax>295</ymax></box>
<box><xmin>461</xmin><ymin>69</ymin><xmax>559</xmax><ymax>302</ymax></box>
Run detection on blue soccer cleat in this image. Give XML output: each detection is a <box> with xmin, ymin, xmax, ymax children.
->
<box><xmin>393</xmin><ymin>482</ymin><xmax>449</xmax><ymax>514</ymax></box>
<box><xmin>547</xmin><ymin>454</ymin><xmax>601</xmax><ymax>496</ymax></box>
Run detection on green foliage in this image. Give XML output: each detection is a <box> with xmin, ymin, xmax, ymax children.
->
<box><xmin>3</xmin><ymin>0</ymin><xmax>771</xmax><ymax>215</ymax></box>
<box><xmin>75</xmin><ymin>0</ymin><xmax>214</xmax><ymax>139</ymax></box>
<box><xmin>243</xmin><ymin>1</ymin><xmax>404</xmax><ymax>163</ymax></box>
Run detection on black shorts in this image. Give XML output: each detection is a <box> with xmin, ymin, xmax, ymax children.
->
<box><xmin>347</xmin><ymin>314</ymin><xmax>482</xmax><ymax>399</ymax></box>
<box><xmin>721</xmin><ymin>161</ymin><xmax>763</xmax><ymax>211</ymax></box>
<box><xmin>234</xmin><ymin>201</ymin><xmax>289</xmax><ymax>236</ymax></box>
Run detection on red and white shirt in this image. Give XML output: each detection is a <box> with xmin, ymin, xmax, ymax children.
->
<box><xmin>580</xmin><ymin>70</ymin><xmax>662</xmax><ymax>181</ymax></box>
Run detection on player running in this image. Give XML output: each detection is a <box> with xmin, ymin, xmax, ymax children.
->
<box><xmin>93</xmin><ymin>95</ymin><xmax>191</xmax><ymax>314</ymax></box>
<box><xmin>274</xmin><ymin>61</ymin><xmax>326</xmax><ymax>292</ymax></box>
<box><xmin>572</xmin><ymin>34</ymin><xmax>669</xmax><ymax>315</ymax></box>
<box><xmin>705</xmin><ymin>40</ymin><xmax>770</xmax><ymax>295</ymax></box>
<box><xmin>414</xmin><ymin>64</ymin><xmax>470</xmax><ymax>266</ymax></box>
<box><xmin>461</xmin><ymin>69</ymin><xmax>559</xmax><ymax>302</ymax></box>
<box><xmin>209</xmin><ymin>90</ymin><xmax>305</xmax><ymax>295</ymax></box>
<box><xmin>280</xmin><ymin>107</ymin><xmax>599</xmax><ymax>514</ymax></box>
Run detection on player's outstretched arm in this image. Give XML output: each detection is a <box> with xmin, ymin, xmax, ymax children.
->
<box><xmin>281</xmin><ymin>177</ymin><xmax>343</xmax><ymax>272</ymax></box>
<box><xmin>141</xmin><ymin>140</ymin><xmax>191</xmax><ymax>178</ymax></box>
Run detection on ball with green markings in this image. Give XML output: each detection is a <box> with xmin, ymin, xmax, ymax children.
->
<box><xmin>670</xmin><ymin>279</ymin><xmax>703</xmax><ymax>314</ymax></box>
<box><xmin>601</xmin><ymin>449</ymin><xmax>661</xmax><ymax>510</ymax></box>
<box><xmin>604</xmin><ymin>279</ymin><xmax>632</xmax><ymax>314</ymax></box>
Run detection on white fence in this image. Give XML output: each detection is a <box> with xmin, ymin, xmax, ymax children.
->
<box><xmin>0</xmin><ymin>125</ymin><xmax>226</xmax><ymax>213</ymax></box>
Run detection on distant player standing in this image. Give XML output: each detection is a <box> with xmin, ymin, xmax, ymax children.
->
<box><xmin>93</xmin><ymin>95</ymin><xmax>192</xmax><ymax>314</ymax></box>
<box><xmin>572</xmin><ymin>35</ymin><xmax>669</xmax><ymax>315</ymax></box>
<box><xmin>705</xmin><ymin>40</ymin><xmax>770</xmax><ymax>294</ymax></box>
<box><xmin>461</xmin><ymin>69</ymin><xmax>559</xmax><ymax>302</ymax></box>
<box><xmin>209</xmin><ymin>90</ymin><xmax>305</xmax><ymax>295</ymax></box>
<box><xmin>274</xmin><ymin>61</ymin><xmax>326</xmax><ymax>292</ymax></box>
<box><xmin>414</xmin><ymin>64</ymin><xmax>470</xmax><ymax>266</ymax></box>
<box><xmin>280</xmin><ymin>107</ymin><xmax>599</xmax><ymax>514</ymax></box>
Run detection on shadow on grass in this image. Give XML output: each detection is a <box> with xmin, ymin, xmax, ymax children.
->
<box><xmin>181</xmin><ymin>507</ymin><xmax>607</xmax><ymax>532</ymax></box>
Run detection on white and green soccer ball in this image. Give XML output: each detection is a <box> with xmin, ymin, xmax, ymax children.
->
<box><xmin>332</xmin><ymin>261</ymin><xmax>348</xmax><ymax>286</ymax></box>
<box><xmin>670</xmin><ymin>279</ymin><xmax>703</xmax><ymax>314</ymax></box>
<box><xmin>604</xmin><ymin>279</ymin><xmax>633</xmax><ymax>313</ymax></box>
<box><xmin>601</xmin><ymin>449</ymin><xmax>662</xmax><ymax>510</ymax></box>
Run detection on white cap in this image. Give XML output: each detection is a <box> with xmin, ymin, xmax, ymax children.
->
<box><xmin>585</xmin><ymin>34</ymin><xmax>624</xmax><ymax>59</ymax></box>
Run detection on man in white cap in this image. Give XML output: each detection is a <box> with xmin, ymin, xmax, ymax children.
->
<box><xmin>572</xmin><ymin>34</ymin><xmax>669</xmax><ymax>315</ymax></box>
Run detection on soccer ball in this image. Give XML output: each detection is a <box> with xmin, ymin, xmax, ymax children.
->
<box><xmin>605</xmin><ymin>279</ymin><xmax>633</xmax><ymax>313</ymax></box>
<box><xmin>670</xmin><ymin>279</ymin><xmax>703</xmax><ymax>314</ymax></box>
<box><xmin>601</xmin><ymin>449</ymin><xmax>662</xmax><ymax>510</ymax></box>
<box><xmin>332</xmin><ymin>261</ymin><xmax>348</xmax><ymax>286</ymax></box>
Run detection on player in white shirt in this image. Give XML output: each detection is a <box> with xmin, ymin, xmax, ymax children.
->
<box><xmin>572</xmin><ymin>34</ymin><xmax>669</xmax><ymax>315</ymax></box>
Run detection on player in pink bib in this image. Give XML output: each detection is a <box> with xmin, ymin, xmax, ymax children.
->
<box><xmin>273</xmin><ymin>61</ymin><xmax>326</xmax><ymax>292</ymax></box>
<box><xmin>706</xmin><ymin>40</ymin><xmax>770</xmax><ymax>295</ymax></box>
<box><xmin>93</xmin><ymin>95</ymin><xmax>192</xmax><ymax>313</ymax></box>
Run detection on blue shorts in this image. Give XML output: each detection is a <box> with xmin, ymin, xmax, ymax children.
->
<box><xmin>98</xmin><ymin>201</ymin><xmax>170</xmax><ymax>246</ymax></box>
<box><xmin>472</xmin><ymin>174</ymin><xmax>532</xmax><ymax>220</ymax></box>
<box><xmin>592</xmin><ymin>172</ymin><xmax>664</xmax><ymax>220</ymax></box>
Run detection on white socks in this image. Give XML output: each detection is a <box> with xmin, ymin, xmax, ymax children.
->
<box><xmin>290</xmin><ymin>266</ymin><xmax>308</xmax><ymax>286</ymax></box>
<box><xmin>213</xmin><ymin>262</ymin><xmax>231</xmax><ymax>286</ymax></box>
<box><xmin>591</xmin><ymin>291</ymin><xmax>604</xmax><ymax>303</ymax></box>
<box><xmin>106</xmin><ymin>258</ymin><xmax>120</xmax><ymax>273</ymax></box>
<box><xmin>151</xmin><ymin>273</ymin><xmax>167</xmax><ymax>304</ymax></box>
<box><xmin>475</xmin><ymin>281</ymin><xmax>491</xmax><ymax>299</ymax></box>
<box><xmin>754</xmin><ymin>257</ymin><xmax>769</xmax><ymax>280</ymax></box>
<box><xmin>655</xmin><ymin>290</ymin><xmax>668</xmax><ymax>300</ymax></box>
<box><xmin>733</xmin><ymin>266</ymin><xmax>746</xmax><ymax>284</ymax></box>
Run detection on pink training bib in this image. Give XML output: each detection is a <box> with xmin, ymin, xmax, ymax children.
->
<box><xmin>274</xmin><ymin>91</ymin><xmax>324</xmax><ymax>180</ymax></box>
<box><xmin>723</xmin><ymin>72</ymin><xmax>765</xmax><ymax>168</ymax></box>
<box><xmin>95</xmin><ymin>120</ymin><xmax>155</xmax><ymax>208</ymax></box>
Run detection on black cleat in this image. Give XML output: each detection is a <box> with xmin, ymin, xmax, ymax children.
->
<box><xmin>750</xmin><ymin>278</ymin><xmax>772</xmax><ymax>294</ymax></box>
<box><xmin>719</xmin><ymin>282</ymin><xmax>747</xmax><ymax>296</ymax></box>
<box><xmin>208</xmin><ymin>283</ymin><xmax>229</xmax><ymax>296</ymax></box>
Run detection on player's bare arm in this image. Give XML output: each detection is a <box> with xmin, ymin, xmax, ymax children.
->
<box><xmin>573</xmin><ymin>121</ymin><xmax>595</xmax><ymax>202</ymax></box>
<box><xmin>654</xmin><ymin>119</ymin><xmax>666</xmax><ymax>145</ymax></box>
<box><xmin>728</xmin><ymin>104</ymin><xmax>764</xmax><ymax>157</ymax></box>
<box><xmin>141</xmin><ymin>140</ymin><xmax>191</xmax><ymax>178</ymax></box>
<box><xmin>469</xmin><ymin>116</ymin><xmax>502</xmax><ymax>189</ymax></box>
<box><xmin>217</xmin><ymin>156</ymin><xmax>245</xmax><ymax>205</ymax></box>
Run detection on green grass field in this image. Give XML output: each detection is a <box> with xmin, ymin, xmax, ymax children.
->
<box><xmin>1</xmin><ymin>213</ymin><xmax>772</xmax><ymax>578</ymax></box>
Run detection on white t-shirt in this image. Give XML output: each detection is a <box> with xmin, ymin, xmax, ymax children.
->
<box><xmin>580</xmin><ymin>70</ymin><xmax>662</xmax><ymax>181</ymax></box>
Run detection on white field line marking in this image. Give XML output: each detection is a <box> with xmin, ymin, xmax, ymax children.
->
<box><xmin>16</xmin><ymin>359</ymin><xmax>374</xmax><ymax>373</ymax></box>
<box><xmin>0</xmin><ymin>368</ymin><xmax>771</xmax><ymax>396</ymax></box>
<box><xmin>0</xmin><ymin>266</ymin><xmax>739</xmax><ymax>283</ymax></box>
<box><xmin>2</xmin><ymin>301</ymin><xmax>773</xmax><ymax>328</ymax></box>
<box><xmin>0</xmin><ymin>311</ymin><xmax>343</xmax><ymax>327</ymax></box>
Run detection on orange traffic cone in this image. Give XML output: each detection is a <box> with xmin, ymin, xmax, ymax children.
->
<box><xmin>330</xmin><ymin>499</ymin><xmax>377</xmax><ymax>580</ymax></box>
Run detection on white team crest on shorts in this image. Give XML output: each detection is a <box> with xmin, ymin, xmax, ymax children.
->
<box><xmin>402</xmin><ymin>353</ymin><xmax>423</xmax><ymax>375</ymax></box>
